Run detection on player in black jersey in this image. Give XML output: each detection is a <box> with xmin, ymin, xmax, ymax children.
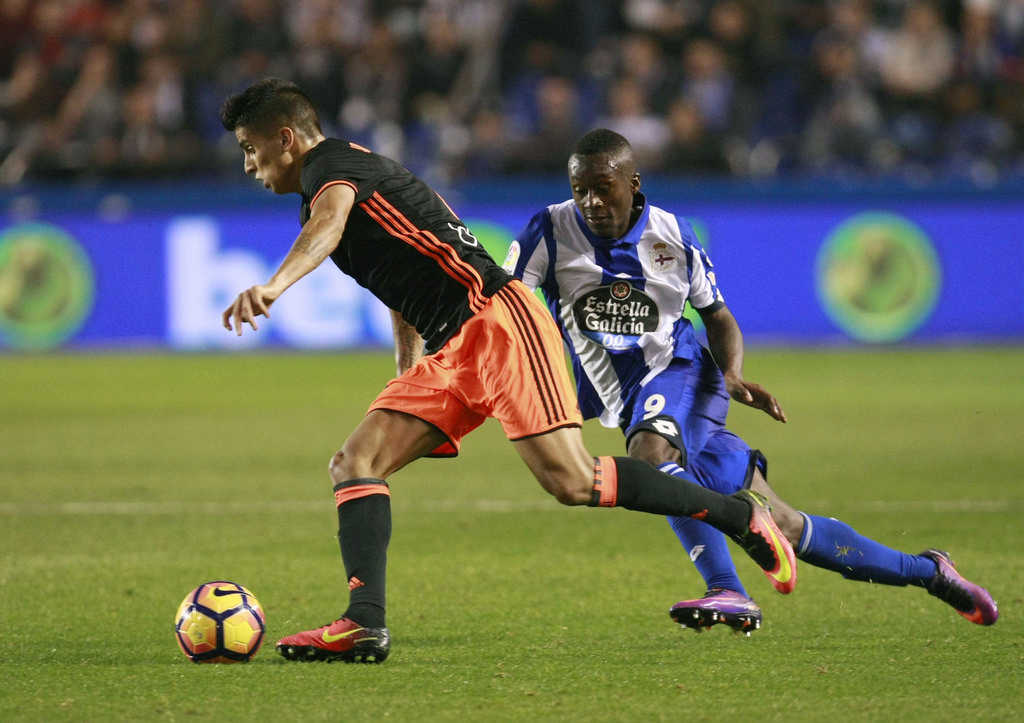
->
<box><xmin>218</xmin><ymin>78</ymin><xmax>802</xmax><ymax>663</ymax></box>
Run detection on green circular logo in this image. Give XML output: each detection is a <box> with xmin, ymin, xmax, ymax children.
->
<box><xmin>0</xmin><ymin>223</ymin><xmax>95</xmax><ymax>350</ymax></box>
<box><xmin>681</xmin><ymin>217</ymin><xmax>710</xmax><ymax>332</ymax></box>
<box><xmin>816</xmin><ymin>213</ymin><xmax>941</xmax><ymax>343</ymax></box>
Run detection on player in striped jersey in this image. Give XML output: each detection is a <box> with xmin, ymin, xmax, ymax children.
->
<box><xmin>509</xmin><ymin>128</ymin><xmax>998</xmax><ymax>632</ymax></box>
<box><xmin>218</xmin><ymin>80</ymin><xmax>798</xmax><ymax>662</ymax></box>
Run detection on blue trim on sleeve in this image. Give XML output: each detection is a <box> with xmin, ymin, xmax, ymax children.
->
<box><xmin>674</xmin><ymin>216</ymin><xmax>701</xmax><ymax>247</ymax></box>
<box><xmin>541</xmin><ymin>208</ymin><xmax>558</xmax><ymax>294</ymax></box>
<box><xmin>512</xmin><ymin>209</ymin><xmax>548</xmax><ymax>280</ymax></box>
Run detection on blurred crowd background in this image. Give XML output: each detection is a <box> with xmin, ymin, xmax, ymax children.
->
<box><xmin>2</xmin><ymin>0</ymin><xmax>1023</xmax><ymax>187</ymax></box>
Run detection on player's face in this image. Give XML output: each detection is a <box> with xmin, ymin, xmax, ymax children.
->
<box><xmin>235</xmin><ymin>126</ymin><xmax>295</xmax><ymax>194</ymax></box>
<box><xmin>568</xmin><ymin>152</ymin><xmax>640</xmax><ymax>239</ymax></box>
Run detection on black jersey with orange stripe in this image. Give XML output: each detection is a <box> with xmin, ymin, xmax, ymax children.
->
<box><xmin>299</xmin><ymin>138</ymin><xmax>511</xmax><ymax>353</ymax></box>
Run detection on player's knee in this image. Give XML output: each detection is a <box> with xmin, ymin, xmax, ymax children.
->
<box><xmin>627</xmin><ymin>430</ymin><xmax>683</xmax><ymax>468</ymax></box>
<box><xmin>328</xmin><ymin>448</ymin><xmax>371</xmax><ymax>484</ymax></box>
<box><xmin>328</xmin><ymin>450</ymin><xmax>348</xmax><ymax>485</ymax></box>
<box><xmin>628</xmin><ymin>446</ymin><xmax>682</xmax><ymax>468</ymax></box>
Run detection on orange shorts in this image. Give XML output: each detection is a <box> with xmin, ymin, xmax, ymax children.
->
<box><xmin>368</xmin><ymin>280</ymin><xmax>582</xmax><ymax>456</ymax></box>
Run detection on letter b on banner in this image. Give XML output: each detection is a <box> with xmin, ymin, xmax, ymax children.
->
<box><xmin>165</xmin><ymin>216</ymin><xmax>393</xmax><ymax>349</ymax></box>
<box><xmin>167</xmin><ymin>217</ymin><xmax>265</xmax><ymax>349</ymax></box>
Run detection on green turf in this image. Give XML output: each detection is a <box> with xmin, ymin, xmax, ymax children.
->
<box><xmin>1</xmin><ymin>348</ymin><xmax>1022</xmax><ymax>721</ymax></box>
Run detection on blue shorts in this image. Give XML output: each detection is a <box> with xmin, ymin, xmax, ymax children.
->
<box><xmin>689</xmin><ymin>429</ymin><xmax>765</xmax><ymax>495</ymax></box>
<box><xmin>622</xmin><ymin>349</ymin><xmax>730</xmax><ymax>463</ymax></box>
<box><xmin>622</xmin><ymin>350</ymin><xmax>764</xmax><ymax>494</ymax></box>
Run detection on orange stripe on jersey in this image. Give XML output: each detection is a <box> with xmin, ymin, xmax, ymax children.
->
<box><xmin>334</xmin><ymin>483</ymin><xmax>390</xmax><ymax>507</ymax></box>
<box><xmin>434</xmin><ymin>190</ymin><xmax>458</xmax><ymax>219</ymax></box>
<box><xmin>592</xmin><ymin>456</ymin><xmax>619</xmax><ymax>507</ymax></box>
<box><xmin>497</xmin><ymin>285</ymin><xmax>568</xmax><ymax>421</ymax></box>
<box><xmin>349</xmin><ymin>141</ymin><xmax>371</xmax><ymax>153</ymax></box>
<box><xmin>369</xmin><ymin>193</ymin><xmax>487</xmax><ymax>310</ymax></box>
<box><xmin>310</xmin><ymin>179</ymin><xmax>358</xmax><ymax>209</ymax></box>
<box><xmin>360</xmin><ymin>198</ymin><xmax>484</xmax><ymax>312</ymax></box>
<box><xmin>362</xmin><ymin>194</ymin><xmax>487</xmax><ymax>312</ymax></box>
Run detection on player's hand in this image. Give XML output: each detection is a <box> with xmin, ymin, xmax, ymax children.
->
<box><xmin>222</xmin><ymin>284</ymin><xmax>278</xmax><ymax>336</ymax></box>
<box><xmin>724</xmin><ymin>373</ymin><xmax>787</xmax><ymax>423</ymax></box>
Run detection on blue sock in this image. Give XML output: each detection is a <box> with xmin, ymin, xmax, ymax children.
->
<box><xmin>659</xmin><ymin>462</ymin><xmax>747</xmax><ymax>596</ymax></box>
<box><xmin>796</xmin><ymin>513</ymin><xmax>937</xmax><ymax>586</ymax></box>
<box><xmin>668</xmin><ymin>516</ymin><xmax>748</xmax><ymax>596</ymax></box>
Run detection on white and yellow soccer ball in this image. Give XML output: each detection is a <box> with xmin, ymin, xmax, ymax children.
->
<box><xmin>173</xmin><ymin>581</ymin><xmax>266</xmax><ymax>663</ymax></box>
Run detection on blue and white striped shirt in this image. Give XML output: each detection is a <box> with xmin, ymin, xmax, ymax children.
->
<box><xmin>505</xmin><ymin>195</ymin><xmax>723</xmax><ymax>427</ymax></box>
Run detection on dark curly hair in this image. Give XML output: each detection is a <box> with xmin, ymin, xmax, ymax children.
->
<box><xmin>220</xmin><ymin>78</ymin><xmax>321</xmax><ymax>136</ymax></box>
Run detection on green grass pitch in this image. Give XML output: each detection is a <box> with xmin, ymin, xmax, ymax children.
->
<box><xmin>1</xmin><ymin>348</ymin><xmax>1022</xmax><ymax>721</ymax></box>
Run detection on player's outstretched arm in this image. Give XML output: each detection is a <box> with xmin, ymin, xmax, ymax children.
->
<box><xmin>222</xmin><ymin>184</ymin><xmax>356</xmax><ymax>335</ymax></box>
<box><xmin>699</xmin><ymin>304</ymin><xmax>787</xmax><ymax>423</ymax></box>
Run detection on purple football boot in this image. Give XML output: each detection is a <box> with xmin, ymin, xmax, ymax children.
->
<box><xmin>920</xmin><ymin>549</ymin><xmax>998</xmax><ymax>626</ymax></box>
<box><xmin>670</xmin><ymin>589</ymin><xmax>762</xmax><ymax>636</ymax></box>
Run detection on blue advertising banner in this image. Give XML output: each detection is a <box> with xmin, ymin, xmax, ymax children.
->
<box><xmin>0</xmin><ymin>183</ymin><xmax>1021</xmax><ymax>350</ymax></box>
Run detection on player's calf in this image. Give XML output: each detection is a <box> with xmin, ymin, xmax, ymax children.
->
<box><xmin>748</xmin><ymin>470</ymin><xmax>804</xmax><ymax>544</ymax></box>
<box><xmin>515</xmin><ymin>431</ymin><xmax>597</xmax><ymax>505</ymax></box>
<box><xmin>728</xmin><ymin>489</ymin><xmax>797</xmax><ymax>594</ymax></box>
<box><xmin>577</xmin><ymin>456</ymin><xmax>798</xmax><ymax>590</ymax></box>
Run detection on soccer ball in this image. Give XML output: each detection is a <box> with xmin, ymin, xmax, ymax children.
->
<box><xmin>173</xmin><ymin>581</ymin><xmax>266</xmax><ymax>663</ymax></box>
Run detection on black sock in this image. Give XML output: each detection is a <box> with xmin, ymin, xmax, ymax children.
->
<box><xmin>590</xmin><ymin>456</ymin><xmax>750</xmax><ymax>537</ymax></box>
<box><xmin>334</xmin><ymin>478</ymin><xmax>391</xmax><ymax>629</ymax></box>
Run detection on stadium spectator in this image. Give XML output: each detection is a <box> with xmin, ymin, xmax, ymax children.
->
<box><xmin>880</xmin><ymin>0</ymin><xmax>955</xmax><ymax>100</ymax></box>
<box><xmin>2</xmin><ymin>0</ymin><xmax>1023</xmax><ymax>185</ymax></box>
<box><xmin>596</xmin><ymin>77</ymin><xmax>669</xmax><ymax>168</ymax></box>
<box><xmin>661</xmin><ymin>96</ymin><xmax>730</xmax><ymax>174</ymax></box>
<box><xmin>799</xmin><ymin>30</ymin><xmax>885</xmax><ymax>173</ymax></box>
<box><xmin>502</xmin><ymin>74</ymin><xmax>586</xmax><ymax>174</ymax></box>
<box><xmin>677</xmin><ymin>37</ymin><xmax>736</xmax><ymax>134</ymax></box>
<box><xmin>616</xmin><ymin>33</ymin><xmax>674</xmax><ymax>113</ymax></box>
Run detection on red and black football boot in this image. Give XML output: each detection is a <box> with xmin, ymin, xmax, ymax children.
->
<box><xmin>276</xmin><ymin>617</ymin><xmax>391</xmax><ymax>663</ymax></box>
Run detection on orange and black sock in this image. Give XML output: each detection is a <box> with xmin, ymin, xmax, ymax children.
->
<box><xmin>334</xmin><ymin>478</ymin><xmax>390</xmax><ymax>629</ymax></box>
<box><xmin>590</xmin><ymin>456</ymin><xmax>749</xmax><ymax>536</ymax></box>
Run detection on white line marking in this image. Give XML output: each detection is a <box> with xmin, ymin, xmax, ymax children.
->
<box><xmin>0</xmin><ymin>499</ymin><xmax>1012</xmax><ymax>516</ymax></box>
<box><xmin>0</xmin><ymin>499</ymin><xmax>560</xmax><ymax>516</ymax></box>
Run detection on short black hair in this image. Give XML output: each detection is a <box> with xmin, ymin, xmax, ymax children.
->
<box><xmin>220</xmin><ymin>78</ymin><xmax>322</xmax><ymax>136</ymax></box>
<box><xmin>572</xmin><ymin>128</ymin><xmax>632</xmax><ymax>157</ymax></box>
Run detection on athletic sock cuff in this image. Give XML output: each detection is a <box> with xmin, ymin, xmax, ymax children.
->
<box><xmin>796</xmin><ymin>511</ymin><xmax>813</xmax><ymax>556</ymax></box>
<box><xmin>588</xmin><ymin>456</ymin><xmax>619</xmax><ymax>507</ymax></box>
<box><xmin>333</xmin><ymin>477</ymin><xmax>390</xmax><ymax>507</ymax></box>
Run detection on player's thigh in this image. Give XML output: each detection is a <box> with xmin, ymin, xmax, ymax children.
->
<box><xmin>747</xmin><ymin>469</ymin><xmax>803</xmax><ymax>543</ymax></box>
<box><xmin>629</xmin><ymin>357</ymin><xmax>727</xmax><ymax>459</ymax></box>
<box><xmin>626</xmin><ymin>429</ymin><xmax>682</xmax><ymax>466</ymax></box>
<box><xmin>332</xmin><ymin>409</ymin><xmax>448</xmax><ymax>481</ymax></box>
<box><xmin>512</xmin><ymin>426</ymin><xmax>593</xmax><ymax>504</ymax></box>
